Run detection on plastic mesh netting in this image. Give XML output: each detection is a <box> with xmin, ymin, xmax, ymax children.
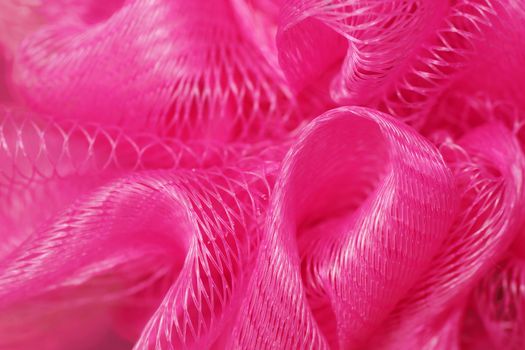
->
<box><xmin>0</xmin><ymin>0</ymin><xmax>524</xmax><ymax>349</ymax></box>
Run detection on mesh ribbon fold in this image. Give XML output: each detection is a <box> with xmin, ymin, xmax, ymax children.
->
<box><xmin>0</xmin><ymin>0</ymin><xmax>524</xmax><ymax>349</ymax></box>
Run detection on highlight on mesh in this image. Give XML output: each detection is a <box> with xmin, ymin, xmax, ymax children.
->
<box><xmin>0</xmin><ymin>0</ymin><xmax>524</xmax><ymax>349</ymax></box>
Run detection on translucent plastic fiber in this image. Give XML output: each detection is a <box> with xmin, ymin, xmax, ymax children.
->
<box><xmin>0</xmin><ymin>0</ymin><xmax>524</xmax><ymax>349</ymax></box>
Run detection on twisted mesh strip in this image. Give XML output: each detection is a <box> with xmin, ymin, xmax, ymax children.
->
<box><xmin>134</xmin><ymin>165</ymin><xmax>277</xmax><ymax>349</ymax></box>
<box><xmin>0</xmin><ymin>107</ymin><xmax>281</xmax><ymax>191</ymax></box>
<box><xmin>375</xmin><ymin>0</ymin><xmax>516</xmax><ymax>126</ymax></box>
<box><xmin>277</xmin><ymin>0</ymin><xmax>445</xmax><ymax>104</ymax></box>
<box><xmin>277</xmin><ymin>0</ymin><xmax>521</xmax><ymax>127</ymax></box>
<box><xmin>11</xmin><ymin>0</ymin><xmax>298</xmax><ymax>140</ymax></box>
<box><xmin>448</xmin><ymin>1</ymin><xmax>525</xmax><ymax>116</ymax></box>
<box><xmin>365</xmin><ymin>122</ymin><xmax>525</xmax><ymax>349</ymax></box>
<box><xmin>0</xmin><ymin>171</ymin><xmax>190</xmax><ymax>350</ymax></box>
<box><xmin>0</xmin><ymin>145</ymin><xmax>283</xmax><ymax>349</ymax></box>
<box><xmin>0</xmin><ymin>108</ymin><xmax>285</xmax><ymax>258</ymax></box>
<box><xmin>228</xmin><ymin>107</ymin><xmax>456</xmax><ymax>349</ymax></box>
<box><xmin>0</xmin><ymin>1</ymin><xmax>524</xmax><ymax>348</ymax></box>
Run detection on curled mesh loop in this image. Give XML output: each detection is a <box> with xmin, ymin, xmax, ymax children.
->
<box><xmin>0</xmin><ymin>0</ymin><xmax>524</xmax><ymax>348</ymax></box>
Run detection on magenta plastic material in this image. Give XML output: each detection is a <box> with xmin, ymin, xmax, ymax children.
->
<box><xmin>0</xmin><ymin>0</ymin><xmax>524</xmax><ymax>349</ymax></box>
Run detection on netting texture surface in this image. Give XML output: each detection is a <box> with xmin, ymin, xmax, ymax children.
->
<box><xmin>0</xmin><ymin>0</ymin><xmax>524</xmax><ymax>349</ymax></box>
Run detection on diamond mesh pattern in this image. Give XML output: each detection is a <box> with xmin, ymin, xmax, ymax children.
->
<box><xmin>13</xmin><ymin>0</ymin><xmax>298</xmax><ymax>140</ymax></box>
<box><xmin>0</xmin><ymin>0</ymin><xmax>524</xmax><ymax>349</ymax></box>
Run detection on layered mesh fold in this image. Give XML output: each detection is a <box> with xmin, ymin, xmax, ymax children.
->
<box><xmin>0</xmin><ymin>0</ymin><xmax>524</xmax><ymax>349</ymax></box>
<box><xmin>12</xmin><ymin>0</ymin><xmax>298</xmax><ymax>140</ymax></box>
